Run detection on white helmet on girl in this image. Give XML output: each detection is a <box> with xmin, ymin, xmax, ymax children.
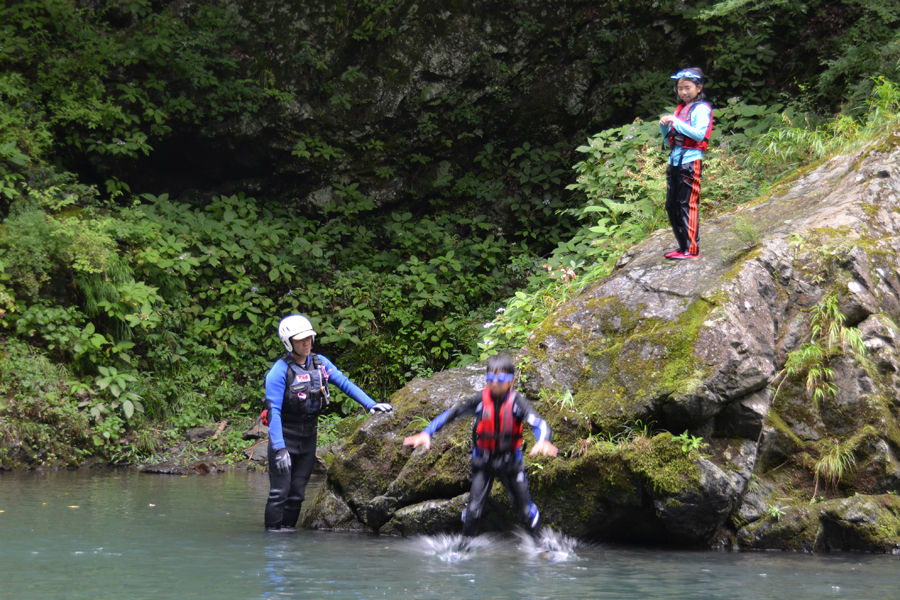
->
<box><xmin>278</xmin><ymin>315</ymin><xmax>316</xmax><ymax>352</ymax></box>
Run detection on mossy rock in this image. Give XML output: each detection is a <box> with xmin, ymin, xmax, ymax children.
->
<box><xmin>380</xmin><ymin>494</ymin><xmax>469</xmax><ymax>537</ymax></box>
<box><xmin>529</xmin><ymin>442</ymin><xmax>644</xmax><ymax>540</ymax></box>
<box><xmin>817</xmin><ymin>495</ymin><xmax>900</xmax><ymax>552</ymax></box>
<box><xmin>737</xmin><ymin>495</ymin><xmax>900</xmax><ymax>553</ymax></box>
<box><xmin>385</xmin><ymin>421</ymin><xmax>472</xmax><ymax>503</ymax></box>
<box><xmin>736</xmin><ymin>505</ymin><xmax>822</xmax><ymax>551</ymax></box>
<box><xmin>301</xmin><ymin>484</ymin><xmax>365</xmax><ymax>531</ymax></box>
<box><xmin>305</xmin><ymin>138</ymin><xmax>900</xmax><ymax>547</ymax></box>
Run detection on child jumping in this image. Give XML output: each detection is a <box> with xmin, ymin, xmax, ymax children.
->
<box><xmin>659</xmin><ymin>67</ymin><xmax>714</xmax><ymax>260</ymax></box>
<box><xmin>402</xmin><ymin>353</ymin><xmax>558</xmax><ymax>544</ymax></box>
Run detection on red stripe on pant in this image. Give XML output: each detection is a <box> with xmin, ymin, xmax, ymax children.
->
<box><xmin>687</xmin><ymin>161</ymin><xmax>702</xmax><ymax>255</ymax></box>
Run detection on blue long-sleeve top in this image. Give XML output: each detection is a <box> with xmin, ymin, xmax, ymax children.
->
<box><xmin>421</xmin><ymin>391</ymin><xmax>552</xmax><ymax>451</ymax></box>
<box><xmin>265</xmin><ymin>354</ymin><xmax>375</xmax><ymax>450</ymax></box>
<box><xmin>660</xmin><ymin>100</ymin><xmax>712</xmax><ymax>166</ymax></box>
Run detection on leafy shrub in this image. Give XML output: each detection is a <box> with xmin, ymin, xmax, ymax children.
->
<box><xmin>0</xmin><ymin>338</ymin><xmax>91</xmax><ymax>466</ymax></box>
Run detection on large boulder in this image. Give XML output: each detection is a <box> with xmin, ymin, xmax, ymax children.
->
<box><xmin>737</xmin><ymin>495</ymin><xmax>900</xmax><ymax>553</ymax></box>
<box><xmin>305</xmin><ymin>139</ymin><xmax>900</xmax><ymax>549</ymax></box>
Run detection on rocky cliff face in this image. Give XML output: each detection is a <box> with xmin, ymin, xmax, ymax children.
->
<box><xmin>136</xmin><ymin>0</ymin><xmax>685</xmax><ymax>203</ymax></box>
<box><xmin>304</xmin><ymin>137</ymin><xmax>900</xmax><ymax>551</ymax></box>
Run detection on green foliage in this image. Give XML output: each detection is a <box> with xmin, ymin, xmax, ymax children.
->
<box><xmin>749</xmin><ymin>77</ymin><xmax>900</xmax><ymax>181</ymax></box>
<box><xmin>1</xmin><ymin>182</ymin><xmax>533</xmax><ymax>410</ymax></box>
<box><xmin>782</xmin><ymin>293</ymin><xmax>868</xmax><ymax>408</ymax></box>
<box><xmin>767</xmin><ymin>504</ymin><xmax>786</xmax><ymax>522</ymax></box>
<box><xmin>347</xmin><ymin>0</ymin><xmax>397</xmax><ymax>42</ymax></box>
<box><xmin>691</xmin><ymin>0</ymin><xmax>900</xmax><ymax>107</ymax></box>
<box><xmin>318</xmin><ymin>413</ymin><xmax>365</xmax><ymax>447</ymax></box>
<box><xmin>481</xmin><ymin>79</ymin><xmax>899</xmax><ymax>361</ymax></box>
<box><xmin>571</xmin><ymin>418</ymin><xmax>661</xmax><ymax>457</ymax></box>
<box><xmin>621</xmin><ymin>419</ymin><xmax>659</xmax><ymax>442</ymax></box>
<box><xmin>93</xmin><ymin>365</ymin><xmax>144</xmax><ymax>419</ymax></box>
<box><xmin>814</xmin><ymin>1</ymin><xmax>900</xmax><ymax>105</ymax></box>
<box><xmin>452</xmin><ymin>140</ymin><xmax>576</xmax><ymax>241</ymax></box>
<box><xmin>2</xmin><ymin>0</ymin><xmax>898</xmax><ymax>466</ymax></box>
<box><xmin>671</xmin><ymin>430</ymin><xmax>706</xmax><ymax>454</ymax></box>
<box><xmin>0</xmin><ymin>339</ymin><xmax>91</xmax><ymax>466</ymax></box>
<box><xmin>0</xmin><ymin>0</ymin><xmax>292</xmax><ymax>166</ymax></box>
<box><xmin>541</xmin><ymin>388</ymin><xmax>575</xmax><ymax>412</ymax></box>
<box><xmin>481</xmin><ymin>103</ymin><xmax>771</xmax><ymax>357</ymax></box>
<box><xmin>14</xmin><ymin>302</ymin><xmax>105</xmax><ymax>363</ymax></box>
<box><xmin>691</xmin><ymin>0</ymin><xmax>780</xmax><ymax>104</ymax></box>
<box><xmin>813</xmin><ymin>438</ymin><xmax>857</xmax><ymax>498</ymax></box>
<box><xmin>292</xmin><ymin>133</ymin><xmax>346</xmax><ymax>162</ymax></box>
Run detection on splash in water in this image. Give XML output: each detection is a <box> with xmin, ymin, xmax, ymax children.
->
<box><xmin>516</xmin><ymin>528</ymin><xmax>580</xmax><ymax>562</ymax></box>
<box><xmin>418</xmin><ymin>533</ymin><xmax>494</xmax><ymax>563</ymax></box>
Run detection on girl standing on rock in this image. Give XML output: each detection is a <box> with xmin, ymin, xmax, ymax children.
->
<box><xmin>659</xmin><ymin>67</ymin><xmax>714</xmax><ymax>260</ymax></box>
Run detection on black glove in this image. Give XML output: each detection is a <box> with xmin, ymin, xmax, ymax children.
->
<box><xmin>274</xmin><ymin>448</ymin><xmax>292</xmax><ymax>474</ymax></box>
<box><xmin>369</xmin><ymin>403</ymin><xmax>393</xmax><ymax>414</ymax></box>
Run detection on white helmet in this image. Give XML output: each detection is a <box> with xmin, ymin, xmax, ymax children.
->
<box><xmin>278</xmin><ymin>315</ymin><xmax>316</xmax><ymax>352</ymax></box>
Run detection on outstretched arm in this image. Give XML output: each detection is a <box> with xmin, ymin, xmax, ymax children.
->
<box><xmin>403</xmin><ymin>432</ymin><xmax>431</xmax><ymax>450</ymax></box>
<box><xmin>401</xmin><ymin>395</ymin><xmax>480</xmax><ymax>452</ymax></box>
<box><xmin>515</xmin><ymin>395</ymin><xmax>559</xmax><ymax>457</ymax></box>
<box><xmin>530</xmin><ymin>440</ymin><xmax>558</xmax><ymax>457</ymax></box>
<box><xmin>318</xmin><ymin>355</ymin><xmax>377</xmax><ymax>411</ymax></box>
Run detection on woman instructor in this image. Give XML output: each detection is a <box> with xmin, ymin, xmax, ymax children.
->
<box><xmin>263</xmin><ymin>315</ymin><xmax>392</xmax><ymax>531</ymax></box>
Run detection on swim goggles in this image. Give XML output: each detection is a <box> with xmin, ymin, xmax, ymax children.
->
<box><xmin>485</xmin><ymin>372</ymin><xmax>515</xmax><ymax>384</ymax></box>
<box><xmin>671</xmin><ymin>69</ymin><xmax>703</xmax><ymax>81</ymax></box>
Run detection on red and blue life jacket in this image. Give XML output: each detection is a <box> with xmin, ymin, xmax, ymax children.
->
<box><xmin>475</xmin><ymin>387</ymin><xmax>523</xmax><ymax>453</ymax></box>
<box><xmin>669</xmin><ymin>100</ymin><xmax>714</xmax><ymax>151</ymax></box>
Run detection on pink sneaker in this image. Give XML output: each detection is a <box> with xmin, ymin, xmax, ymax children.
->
<box><xmin>670</xmin><ymin>251</ymin><xmax>700</xmax><ymax>260</ymax></box>
<box><xmin>664</xmin><ymin>250</ymin><xmax>683</xmax><ymax>258</ymax></box>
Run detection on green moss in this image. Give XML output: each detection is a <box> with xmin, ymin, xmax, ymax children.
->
<box><xmin>529</xmin><ymin>442</ymin><xmax>639</xmax><ymax>534</ymax></box>
<box><xmin>820</xmin><ymin>495</ymin><xmax>900</xmax><ymax>550</ymax></box>
<box><xmin>740</xmin><ymin>506</ymin><xmax>822</xmax><ymax>551</ymax></box>
<box><xmin>524</xmin><ymin>301</ymin><xmax>594</xmax><ymax>366</ymax></box>
<box><xmin>765</xmin><ymin>410</ymin><xmax>804</xmax><ymax>447</ymax></box>
<box><xmin>560</xmin><ymin>296</ymin><xmax>715</xmax><ymax>432</ymax></box>
<box><xmin>624</xmin><ymin>433</ymin><xmax>702</xmax><ymax>496</ymax></box>
<box><xmin>861</xmin><ymin>202</ymin><xmax>881</xmax><ymax>219</ymax></box>
<box><xmin>855</xmin><ymin>126</ymin><xmax>900</xmax><ymax>164</ymax></box>
<box><xmin>772</xmin><ymin>380</ymin><xmax>820</xmax><ymax>433</ymax></box>
<box><xmin>719</xmin><ymin>245</ymin><xmax>763</xmax><ymax>282</ymax></box>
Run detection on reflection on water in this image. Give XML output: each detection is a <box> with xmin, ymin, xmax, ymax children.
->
<box><xmin>0</xmin><ymin>469</ymin><xmax>898</xmax><ymax>599</ymax></box>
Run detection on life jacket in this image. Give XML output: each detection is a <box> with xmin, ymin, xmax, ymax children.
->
<box><xmin>475</xmin><ymin>387</ymin><xmax>523</xmax><ymax>453</ymax></box>
<box><xmin>668</xmin><ymin>100</ymin><xmax>714</xmax><ymax>152</ymax></box>
<box><xmin>281</xmin><ymin>353</ymin><xmax>331</xmax><ymax>416</ymax></box>
<box><xmin>260</xmin><ymin>354</ymin><xmax>330</xmax><ymax>438</ymax></box>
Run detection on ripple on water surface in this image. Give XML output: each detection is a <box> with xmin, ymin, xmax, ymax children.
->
<box><xmin>1</xmin><ymin>469</ymin><xmax>898</xmax><ymax>599</ymax></box>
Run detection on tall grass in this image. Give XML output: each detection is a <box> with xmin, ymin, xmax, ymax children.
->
<box><xmin>813</xmin><ymin>438</ymin><xmax>857</xmax><ymax>499</ymax></box>
<box><xmin>749</xmin><ymin>77</ymin><xmax>900</xmax><ymax>180</ymax></box>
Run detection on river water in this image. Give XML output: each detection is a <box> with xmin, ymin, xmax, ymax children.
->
<box><xmin>0</xmin><ymin>469</ymin><xmax>897</xmax><ymax>599</ymax></box>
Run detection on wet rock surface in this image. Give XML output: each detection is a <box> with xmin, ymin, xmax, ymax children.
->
<box><xmin>303</xmin><ymin>141</ymin><xmax>900</xmax><ymax>550</ymax></box>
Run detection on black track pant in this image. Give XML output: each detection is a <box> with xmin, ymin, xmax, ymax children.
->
<box><xmin>264</xmin><ymin>433</ymin><xmax>317</xmax><ymax>529</ymax></box>
<box><xmin>462</xmin><ymin>451</ymin><xmax>536</xmax><ymax>537</ymax></box>
<box><xmin>665</xmin><ymin>160</ymin><xmax>703</xmax><ymax>255</ymax></box>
